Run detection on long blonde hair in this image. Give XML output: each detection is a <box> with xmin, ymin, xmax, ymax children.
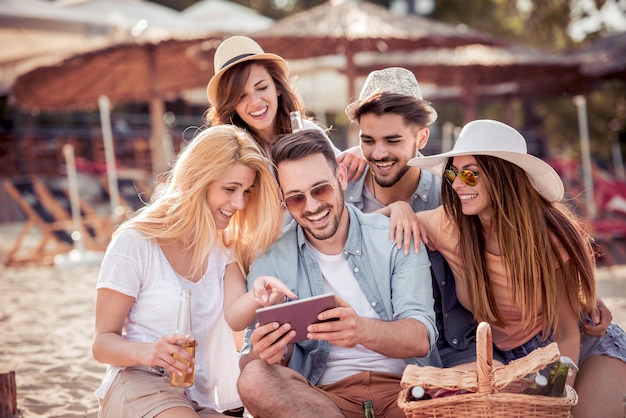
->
<box><xmin>442</xmin><ymin>155</ymin><xmax>597</xmax><ymax>338</ymax></box>
<box><xmin>116</xmin><ymin>124</ymin><xmax>283</xmax><ymax>276</ymax></box>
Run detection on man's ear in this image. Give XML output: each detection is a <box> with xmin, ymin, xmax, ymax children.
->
<box><xmin>416</xmin><ymin>127</ymin><xmax>430</xmax><ymax>150</ymax></box>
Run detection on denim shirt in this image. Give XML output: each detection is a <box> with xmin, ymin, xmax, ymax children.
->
<box><xmin>243</xmin><ymin>204</ymin><xmax>437</xmax><ymax>385</ymax></box>
<box><xmin>344</xmin><ymin>164</ymin><xmax>442</xmax><ymax>212</ymax></box>
<box><xmin>343</xmin><ymin>164</ymin><xmax>477</xmax><ymax>367</ymax></box>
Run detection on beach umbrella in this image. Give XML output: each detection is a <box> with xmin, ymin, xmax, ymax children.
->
<box><xmin>0</xmin><ymin>0</ymin><xmax>128</xmax><ymax>93</ymax></box>
<box><xmin>56</xmin><ymin>0</ymin><xmax>195</xmax><ymax>36</ymax></box>
<box><xmin>252</xmin><ymin>0</ymin><xmax>505</xmax><ymax>104</ymax></box>
<box><xmin>249</xmin><ymin>0</ymin><xmax>506</xmax><ymax>145</ymax></box>
<box><xmin>354</xmin><ymin>43</ymin><xmax>593</xmax><ymax>123</ymax></box>
<box><xmin>10</xmin><ymin>0</ymin><xmax>276</xmax><ymax>179</ymax></box>
<box><xmin>570</xmin><ymin>32</ymin><xmax>626</xmax><ymax>180</ymax></box>
<box><xmin>180</xmin><ymin>0</ymin><xmax>273</xmax><ymax>33</ymax></box>
<box><xmin>54</xmin><ymin>143</ymin><xmax>105</xmax><ymax>268</ymax></box>
<box><xmin>573</xmin><ymin>95</ymin><xmax>596</xmax><ymax>220</ymax></box>
<box><xmin>10</xmin><ymin>35</ymin><xmax>224</xmax><ymax>179</ymax></box>
<box><xmin>573</xmin><ymin>31</ymin><xmax>626</xmax><ymax>80</ymax></box>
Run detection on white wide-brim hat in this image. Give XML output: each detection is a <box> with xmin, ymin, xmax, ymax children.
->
<box><xmin>344</xmin><ymin>67</ymin><xmax>437</xmax><ymax>125</ymax></box>
<box><xmin>207</xmin><ymin>36</ymin><xmax>289</xmax><ymax>107</ymax></box>
<box><xmin>407</xmin><ymin>119</ymin><xmax>564</xmax><ymax>202</ymax></box>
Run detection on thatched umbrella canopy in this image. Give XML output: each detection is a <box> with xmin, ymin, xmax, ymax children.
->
<box><xmin>10</xmin><ymin>36</ymin><xmax>223</xmax><ymax>177</ymax></box>
<box><xmin>12</xmin><ymin>37</ymin><xmax>220</xmax><ymax>110</ymax></box>
<box><xmin>572</xmin><ymin>31</ymin><xmax>626</xmax><ymax>80</ymax></box>
<box><xmin>356</xmin><ymin>43</ymin><xmax>594</xmax><ymax>122</ymax></box>
<box><xmin>252</xmin><ymin>0</ymin><xmax>505</xmax><ymax>103</ymax></box>
<box><xmin>9</xmin><ymin>0</ymin><xmax>274</xmax><ymax>178</ymax></box>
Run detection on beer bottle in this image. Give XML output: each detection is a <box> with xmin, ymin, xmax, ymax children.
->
<box><xmin>290</xmin><ymin>110</ymin><xmax>304</xmax><ymax>133</ymax></box>
<box><xmin>543</xmin><ymin>356</ymin><xmax>577</xmax><ymax>397</ymax></box>
<box><xmin>170</xmin><ymin>289</ymin><xmax>196</xmax><ymax>387</ymax></box>
<box><xmin>409</xmin><ymin>385</ymin><xmax>432</xmax><ymax>401</ymax></box>
<box><xmin>362</xmin><ymin>400</ymin><xmax>375</xmax><ymax>418</ymax></box>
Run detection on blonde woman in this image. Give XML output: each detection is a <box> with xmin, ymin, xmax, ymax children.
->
<box><xmin>93</xmin><ymin>125</ymin><xmax>289</xmax><ymax>417</ymax></box>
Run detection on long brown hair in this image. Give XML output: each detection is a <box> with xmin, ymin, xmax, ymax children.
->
<box><xmin>205</xmin><ymin>60</ymin><xmax>305</xmax><ymax>156</ymax></box>
<box><xmin>441</xmin><ymin>155</ymin><xmax>597</xmax><ymax>338</ymax></box>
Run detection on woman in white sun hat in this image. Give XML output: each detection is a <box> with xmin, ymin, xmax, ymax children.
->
<box><xmin>408</xmin><ymin>119</ymin><xmax>626</xmax><ymax>417</ymax></box>
<box><xmin>205</xmin><ymin>35</ymin><xmax>366</xmax><ymax>179</ymax></box>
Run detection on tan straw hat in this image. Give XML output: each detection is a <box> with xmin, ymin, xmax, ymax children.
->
<box><xmin>344</xmin><ymin>67</ymin><xmax>437</xmax><ymax>125</ymax></box>
<box><xmin>407</xmin><ymin>119</ymin><xmax>564</xmax><ymax>202</ymax></box>
<box><xmin>207</xmin><ymin>36</ymin><xmax>289</xmax><ymax>107</ymax></box>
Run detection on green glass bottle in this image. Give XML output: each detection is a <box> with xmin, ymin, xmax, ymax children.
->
<box><xmin>362</xmin><ymin>400</ymin><xmax>376</xmax><ymax>418</ymax></box>
<box><xmin>522</xmin><ymin>373</ymin><xmax>548</xmax><ymax>395</ymax></box>
<box><xmin>544</xmin><ymin>356</ymin><xmax>577</xmax><ymax>397</ymax></box>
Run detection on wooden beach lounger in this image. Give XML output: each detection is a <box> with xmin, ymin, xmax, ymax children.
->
<box><xmin>4</xmin><ymin>177</ymin><xmax>112</xmax><ymax>266</ymax></box>
<box><xmin>99</xmin><ymin>171</ymin><xmax>152</xmax><ymax>220</ymax></box>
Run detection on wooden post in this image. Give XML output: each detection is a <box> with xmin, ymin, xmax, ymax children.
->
<box><xmin>0</xmin><ymin>371</ymin><xmax>18</xmax><ymax>418</ymax></box>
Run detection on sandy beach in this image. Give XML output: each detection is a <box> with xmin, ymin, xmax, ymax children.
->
<box><xmin>0</xmin><ymin>222</ymin><xmax>102</xmax><ymax>417</ymax></box>
<box><xmin>0</xmin><ymin>221</ymin><xmax>625</xmax><ymax>418</ymax></box>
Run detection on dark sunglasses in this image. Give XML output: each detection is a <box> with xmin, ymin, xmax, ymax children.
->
<box><xmin>282</xmin><ymin>182</ymin><xmax>336</xmax><ymax>211</ymax></box>
<box><xmin>444</xmin><ymin>168</ymin><xmax>479</xmax><ymax>187</ymax></box>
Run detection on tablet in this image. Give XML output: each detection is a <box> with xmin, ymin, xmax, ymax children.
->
<box><xmin>255</xmin><ymin>293</ymin><xmax>338</xmax><ymax>343</ymax></box>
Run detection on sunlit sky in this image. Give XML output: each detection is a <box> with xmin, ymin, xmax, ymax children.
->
<box><xmin>568</xmin><ymin>0</ymin><xmax>626</xmax><ymax>41</ymax></box>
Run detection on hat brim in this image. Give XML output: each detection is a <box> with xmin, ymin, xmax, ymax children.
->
<box><xmin>207</xmin><ymin>53</ymin><xmax>289</xmax><ymax>107</ymax></box>
<box><xmin>344</xmin><ymin>95</ymin><xmax>438</xmax><ymax>126</ymax></box>
<box><xmin>408</xmin><ymin>149</ymin><xmax>564</xmax><ymax>202</ymax></box>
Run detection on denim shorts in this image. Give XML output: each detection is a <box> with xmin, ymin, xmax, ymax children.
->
<box><xmin>495</xmin><ymin>333</ymin><xmax>554</xmax><ymax>364</ymax></box>
<box><xmin>579</xmin><ymin>322</ymin><xmax>626</xmax><ymax>365</ymax></box>
<box><xmin>436</xmin><ymin>338</ymin><xmax>507</xmax><ymax>367</ymax></box>
<box><xmin>495</xmin><ymin>320</ymin><xmax>626</xmax><ymax>365</ymax></box>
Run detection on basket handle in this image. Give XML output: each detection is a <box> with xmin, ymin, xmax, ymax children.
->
<box><xmin>476</xmin><ymin>322</ymin><xmax>493</xmax><ymax>394</ymax></box>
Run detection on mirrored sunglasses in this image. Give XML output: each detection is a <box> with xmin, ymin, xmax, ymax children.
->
<box><xmin>444</xmin><ymin>168</ymin><xmax>479</xmax><ymax>187</ymax></box>
<box><xmin>282</xmin><ymin>182</ymin><xmax>336</xmax><ymax>211</ymax></box>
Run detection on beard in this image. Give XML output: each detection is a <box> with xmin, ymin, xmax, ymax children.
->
<box><xmin>300</xmin><ymin>203</ymin><xmax>344</xmax><ymax>241</ymax></box>
<box><xmin>372</xmin><ymin>163</ymin><xmax>411</xmax><ymax>188</ymax></box>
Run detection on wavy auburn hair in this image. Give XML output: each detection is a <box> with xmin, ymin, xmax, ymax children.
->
<box><xmin>116</xmin><ymin>124</ymin><xmax>282</xmax><ymax>277</ymax></box>
<box><xmin>205</xmin><ymin>60</ymin><xmax>305</xmax><ymax>156</ymax></box>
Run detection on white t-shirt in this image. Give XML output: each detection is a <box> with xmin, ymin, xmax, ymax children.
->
<box><xmin>308</xmin><ymin>245</ymin><xmax>406</xmax><ymax>385</ymax></box>
<box><xmin>94</xmin><ymin>229</ymin><xmax>241</xmax><ymax>410</ymax></box>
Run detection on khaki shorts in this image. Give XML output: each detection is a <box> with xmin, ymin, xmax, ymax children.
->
<box><xmin>315</xmin><ymin>371</ymin><xmax>405</xmax><ymax>418</ymax></box>
<box><xmin>98</xmin><ymin>367</ymin><xmax>226</xmax><ymax>418</ymax></box>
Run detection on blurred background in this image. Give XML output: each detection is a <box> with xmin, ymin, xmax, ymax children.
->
<box><xmin>1</xmin><ymin>0</ymin><xmax>626</xmax><ymax>265</ymax></box>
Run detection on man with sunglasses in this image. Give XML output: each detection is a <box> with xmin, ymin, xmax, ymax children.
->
<box><xmin>237</xmin><ymin>130</ymin><xmax>437</xmax><ymax>418</ymax></box>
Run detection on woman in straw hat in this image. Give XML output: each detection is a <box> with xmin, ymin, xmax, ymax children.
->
<box><xmin>408</xmin><ymin>119</ymin><xmax>626</xmax><ymax>417</ymax></box>
<box><xmin>93</xmin><ymin>125</ymin><xmax>294</xmax><ymax>417</ymax></box>
<box><xmin>205</xmin><ymin>36</ymin><xmax>366</xmax><ymax>179</ymax></box>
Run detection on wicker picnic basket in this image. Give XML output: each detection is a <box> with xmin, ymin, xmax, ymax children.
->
<box><xmin>398</xmin><ymin>322</ymin><xmax>578</xmax><ymax>418</ymax></box>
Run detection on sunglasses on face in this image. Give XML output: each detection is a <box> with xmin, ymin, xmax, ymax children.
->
<box><xmin>444</xmin><ymin>168</ymin><xmax>479</xmax><ymax>187</ymax></box>
<box><xmin>282</xmin><ymin>182</ymin><xmax>336</xmax><ymax>211</ymax></box>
